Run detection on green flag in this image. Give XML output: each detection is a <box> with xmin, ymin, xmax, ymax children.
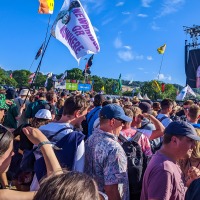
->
<box><xmin>118</xmin><ymin>74</ymin><xmax>122</xmax><ymax>91</ymax></box>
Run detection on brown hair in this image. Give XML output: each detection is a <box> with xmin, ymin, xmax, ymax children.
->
<box><xmin>33</xmin><ymin>171</ymin><xmax>100</xmax><ymax>200</ymax></box>
<box><xmin>183</xmin><ymin>100</ymin><xmax>194</xmax><ymax>106</ymax></box>
<box><xmin>30</xmin><ymin>118</ymin><xmax>51</xmax><ymax>128</ymax></box>
<box><xmin>188</xmin><ymin>104</ymin><xmax>200</xmax><ymax>121</ymax></box>
<box><xmin>0</xmin><ymin>127</ymin><xmax>13</xmax><ymax>156</ymax></box>
<box><xmin>191</xmin><ymin>129</ymin><xmax>200</xmax><ymax>159</ymax></box>
<box><xmin>163</xmin><ymin>134</ymin><xmax>184</xmax><ymax>145</ymax></box>
<box><xmin>63</xmin><ymin>95</ymin><xmax>89</xmax><ymax>116</ymax></box>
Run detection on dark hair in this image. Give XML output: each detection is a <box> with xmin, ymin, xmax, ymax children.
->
<box><xmin>30</xmin><ymin>118</ymin><xmax>51</xmax><ymax>129</ymax></box>
<box><xmin>63</xmin><ymin>95</ymin><xmax>89</xmax><ymax>115</ymax></box>
<box><xmin>161</xmin><ymin>98</ymin><xmax>173</xmax><ymax>110</ymax></box>
<box><xmin>46</xmin><ymin>91</ymin><xmax>56</xmax><ymax>102</ymax></box>
<box><xmin>0</xmin><ymin>126</ymin><xmax>13</xmax><ymax>156</ymax></box>
<box><xmin>183</xmin><ymin>100</ymin><xmax>194</xmax><ymax>106</ymax></box>
<box><xmin>163</xmin><ymin>134</ymin><xmax>184</xmax><ymax>145</ymax></box>
<box><xmin>93</xmin><ymin>94</ymin><xmax>104</xmax><ymax>107</ymax></box>
<box><xmin>33</xmin><ymin>171</ymin><xmax>100</xmax><ymax>200</ymax></box>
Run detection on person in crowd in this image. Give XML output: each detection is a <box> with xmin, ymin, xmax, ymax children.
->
<box><xmin>121</xmin><ymin>108</ymin><xmax>152</xmax><ymax>157</ymax></box>
<box><xmin>156</xmin><ymin>98</ymin><xmax>173</xmax><ymax>127</ymax></box>
<box><xmin>30</xmin><ymin>95</ymin><xmax>89</xmax><ymax>191</ymax></box>
<box><xmin>138</xmin><ymin>102</ymin><xmax>155</xmax><ymax>130</ymax></box>
<box><xmin>132</xmin><ymin>96</ymin><xmax>140</xmax><ymax>106</ymax></box>
<box><xmin>185</xmin><ymin>177</ymin><xmax>200</xmax><ymax>200</ymax></box>
<box><xmin>130</xmin><ymin>106</ymin><xmax>165</xmax><ymax>140</ymax></box>
<box><xmin>152</xmin><ymin>102</ymin><xmax>161</xmax><ymax>116</ymax></box>
<box><xmin>60</xmin><ymin>91</ymin><xmax>68</xmax><ymax>101</ymax></box>
<box><xmin>3</xmin><ymin>88</ymin><xmax>25</xmax><ymax>129</ymax></box>
<box><xmin>187</xmin><ymin>104</ymin><xmax>200</xmax><ymax>128</ymax></box>
<box><xmin>112</xmin><ymin>98</ymin><xmax>120</xmax><ymax>105</ymax></box>
<box><xmin>177</xmin><ymin>100</ymin><xmax>194</xmax><ymax>121</ymax></box>
<box><xmin>86</xmin><ymin>94</ymin><xmax>104</xmax><ymax>138</ymax></box>
<box><xmin>0</xmin><ymin>125</ymin><xmax>63</xmax><ymax>200</ymax></box>
<box><xmin>141</xmin><ymin>121</ymin><xmax>200</xmax><ymax>200</ymax></box>
<box><xmin>14</xmin><ymin>89</ymin><xmax>30</xmax><ymax>127</ymax></box>
<box><xmin>45</xmin><ymin>91</ymin><xmax>57</xmax><ymax>120</ymax></box>
<box><xmin>179</xmin><ymin>128</ymin><xmax>200</xmax><ymax>186</ymax></box>
<box><xmin>25</xmin><ymin>91</ymin><xmax>47</xmax><ymax>120</ymax></box>
<box><xmin>85</xmin><ymin>104</ymin><xmax>132</xmax><ymax>200</ymax></box>
<box><xmin>33</xmin><ymin>171</ymin><xmax>101</xmax><ymax>200</ymax></box>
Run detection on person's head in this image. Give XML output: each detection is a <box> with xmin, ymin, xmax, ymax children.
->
<box><xmin>99</xmin><ymin>104</ymin><xmax>132</xmax><ymax>135</ymax></box>
<box><xmin>56</xmin><ymin>99</ymin><xmax>65</xmax><ymax>110</ymax></box>
<box><xmin>62</xmin><ymin>95</ymin><xmax>89</xmax><ymax>126</ymax></box>
<box><xmin>6</xmin><ymin>88</ymin><xmax>16</xmax><ymax>100</ymax></box>
<box><xmin>183</xmin><ymin>100</ymin><xmax>194</xmax><ymax>116</ymax></box>
<box><xmin>31</xmin><ymin>109</ymin><xmax>52</xmax><ymax>128</ymax></box>
<box><xmin>187</xmin><ymin>104</ymin><xmax>200</xmax><ymax>123</ymax></box>
<box><xmin>93</xmin><ymin>94</ymin><xmax>104</xmax><ymax>107</ymax></box>
<box><xmin>112</xmin><ymin>98</ymin><xmax>120</xmax><ymax>106</ymax></box>
<box><xmin>160</xmin><ymin>98</ymin><xmax>174</xmax><ymax>114</ymax></box>
<box><xmin>38</xmin><ymin>87</ymin><xmax>47</xmax><ymax>93</ymax></box>
<box><xmin>46</xmin><ymin>91</ymin><xmax>57</xmax><ymax>104</ymax></box>
<box><xmin>38</xmin><ymin>92</ymin><xmax>46</xmax><ymax>100</ymax></box>
<box><xmin>162</xmin><ymin>121</ymin><xmax>200</xmax><ymax>160</ymax></box>
<box><xmin>0</xmin><ymin>125</ymin><xmax>14</xmax><ymax>173</ymax></box>
<box><xmin>191</xmin><ymin>129</ymin><xmax>200</xmax><ymax>159</ymax></box>
<box><xmin>123</xmin><ymin>108</ymin><xmax>133</xmax><ymax>129</ymax></box>
<box><xmin>132</xmin><ymin>96</ymin><xmax>140</xmax><ymax>105</ymax></box>
<box><xmin>153</xmin><ymin>102</ymin><xmax>161</xmax><ymax>111</ymax></box>
<box><xmin>33</xmin><ymin>171</ymin><xmax>100</xmax><ymax>200</ymax></box>
<box><xmin>139</xmin><ymin>102</ymin><xmax>152</xmax><ymax>114</ymax></box>
<box><xmin>130</xmin><ymin>106</ymin><xmax>143</xmax><ymax>127</ymax></box>
<box><xmin>0</xmin><ymin>94</ymin><xmax>8</xmax><ymax>122</ymax></box>
<box><xmin>19</xmin><ymin>89</ymin><xmax>31</xmax><ymax>98</ymax></box>
<box><xmin>123</xmin><ymin>101</ymin><xmax>132</xmax><ymax>109</ymax></box>
<box><xmin>60</xmin><ymin>91</ymin><xmax>67</xmax><ymax>100</ymax></box>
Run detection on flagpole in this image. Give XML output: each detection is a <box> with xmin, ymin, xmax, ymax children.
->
<box><xmin>157</xmin><ymin>53</ymin><xmax>165</xmax><ymax>80</ymax></box>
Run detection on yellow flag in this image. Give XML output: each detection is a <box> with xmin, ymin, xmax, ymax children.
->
<box><xmin>38</xmin><ymin>0</ymin><xmax>54</xmax><ymax>14</ymax></box>
<box><xmin>152</xmin><ymin>80</ymin><xmax>161</xmax><ymax>92</ymax></box>
<box><xmin>101</xmin><ymin>86</ymin><xmax>105</xmax><ymax>91</ymax></box>
<box><xmin>157</xmin><ymin>44</ymin><xmax>166</xmax><ymax>54</ymax></box>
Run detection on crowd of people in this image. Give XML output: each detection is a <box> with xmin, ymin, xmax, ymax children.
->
<box><xmin>0</xmin><ymin>86</ymin><xmax>200</xmax><ymax>200</ymax></box>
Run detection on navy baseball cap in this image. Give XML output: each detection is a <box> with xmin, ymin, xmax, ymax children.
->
<box><xmin>100</xmin><ymin>104</ymin><xmax>132</xmax><ymax>122</ymax></box>
<box><xmin>164</xmin><ymin>121</ymin><xmax>200</xmax><ymax>141</ymax></box>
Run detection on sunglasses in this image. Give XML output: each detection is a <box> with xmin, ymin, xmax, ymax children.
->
<box><xmin>0</xmin><ymin>125</ymin><xmax>8</xmax><ymax>142</ymax></box>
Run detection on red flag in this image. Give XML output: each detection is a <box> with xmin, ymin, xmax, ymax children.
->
<box><xmin>161</xmin><ymin>83</ymin><xmax>165</xmax><ymax>92</ymax></box>
<box><xmin>10</xmin><ymin>73</ymin><xmax>13</xmax><ymax>79</ymax></box>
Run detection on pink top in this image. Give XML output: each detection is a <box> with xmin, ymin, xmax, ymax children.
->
<box><xmin>121</xmin><ymin>128</ymin><xmax>152</xmax><ymax>157</ymax></box>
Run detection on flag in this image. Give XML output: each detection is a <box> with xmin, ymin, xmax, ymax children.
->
<box><xmin>129</xmin><ymin>79</ymin><xmax>133</xmax><ymax>85</ymax></box>
<box><xmin>38</xmin><ymin>0</ymin><xmax>54</xmax><ymax>14</ymax></box>
<box><xmin>58</xmin><ymin>73</ymin><xmax>66</xmax><ymax>83</ymax></box>
<box><xmin>44</xmin><ymin>72</ymin><xmax>53</xmax><ymax>87</ymax></box>
<box><xmin>176</xmin><ymin>86</ymin><xmax>188</xmax><ymax>101</ymax></box>
<box><xmin>51</xmin><ymin>0</ymin><xmax>100</xmax><ymax>62</ymax></box>
<box><xmin>161</xmin><ymin>83</ymin><xmax>165</xmax><ymax>92</ymax></box>
<box><xmin>35</xmin><ymin>43</ymin><xmax>44</xmax><ymax>60</ymax></box>
<box><xmin>157</xmin><ymin>44</ymin><xmax>166</xmax><ymax>54</ymax></box>
<box><xmin>28</xmin><ymin>73</ymin><xmax>36</xmax><ymax>84</ymax></box>
<box><xmin>10</xmin><ymin>73</ymin><xmax>13</xmax><ymax>79</ymax></box>
<box><xmin>187</xmin><ymin>85</ymin><xmax>196</xmax><ymax>97</ymax></box>
<box><xmin>101</xmin><ymin>86</ymin><xmax>104</xmax><ymax>91</ymax></box>
<box><xmin>118</xmin><ymin>74</ymin><xmax>122</xmax><ymax>91</ymax></box>
<box><xmin>152</xmin><ymin>80</ymin><xmax>161</xmax><ymax>92</ymax></box>
<box><xmin>52</xmin><ymin>74</ymin><xmax>57</xmax><ymax>82</ymax></box>
<box><xmin>46</xmin><ymin>72</ymin><xmax>53</xmax><ymax>78</ymax></box>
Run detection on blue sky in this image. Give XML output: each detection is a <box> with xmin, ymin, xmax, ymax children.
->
<box><xmin>0</xmin><ymin>0</ymin><xmax>199</xmax><ymax>86</ymax></box>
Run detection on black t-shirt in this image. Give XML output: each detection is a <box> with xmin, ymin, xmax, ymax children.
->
<box><xmin>185</xmin><ymin>178</ymin><xmax>200</xmax><ymax>200</ymax></box>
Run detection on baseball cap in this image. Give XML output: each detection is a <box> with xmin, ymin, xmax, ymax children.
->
<box><xmin>139</xmin><ymin>102</ymin><xmax>152</xmax><ymax>114</ymax></box>
<box><xmin>6</xmin><ymin>88</ymin><xmax>16</xmax><ymax>100</ymax></box>
<box><xmin>35</xmin><ymin>109</ymin><xmax>52</xmax><ymax>120</ymax></box>
<box><xmin>100</xmin><ymin>104</ymin><xmax>132</xmax><ymax>122</ymax></box>
<box><xmin>164</xmin><ymin>121</ymin><xmax>200</xmax><ymax>141</ymax></box>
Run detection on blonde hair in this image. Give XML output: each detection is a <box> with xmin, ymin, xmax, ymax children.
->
<box><xmin>191</xmin><ymin>129</ymin><xmax>200</xmax><ymax>159</ymax></box>
<box><xmin>130</xmin><ymin>106</ymin><xmax>142</xmax><ymax>117</ymax></box>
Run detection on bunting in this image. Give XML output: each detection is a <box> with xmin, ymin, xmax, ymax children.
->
<box><xmin>51</xmin><ymin>0</ymin><xmax>100</xmax><ymax>62</ymax></box>
<box><xmin>28</xmin><ymin>73</ymin><xmax>36</xmax><ymax>84</ymax></box>
<box><xmin>152</xmin><ymin>80</ymin><xmax>161</xmax><ymax>92</ymax></box>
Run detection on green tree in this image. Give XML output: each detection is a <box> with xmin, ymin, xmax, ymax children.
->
<box><xmin>12</xmin><ymin>70</ymin><xmax>31</xmax><ymax>87</ymax></box>
<box><xmin>66</xmin><ymin>68</ymin><xmax>84</xmax><ymax>80</ymax></box>
<box><xmin>34</xmin><ymin>72</ymin><xmax>46</xmax><ymax>88</ymax></box>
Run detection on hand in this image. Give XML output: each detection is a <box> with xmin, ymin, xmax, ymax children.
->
<box><xmin>5</xmin><ymin>100</ymin><xmax>12</xmax><ymax>105</ymax></box>
<box><xmin>22</xmin><ymin>126</ymin><xmax>48</xmax><ymax>145</ymax></box>
<box><xmin>187</xmin><ymin>166</ymin><xmax>200</xmax><ymax>182</ymax></box>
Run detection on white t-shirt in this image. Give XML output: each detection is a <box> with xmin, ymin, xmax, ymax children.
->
<box><xmin>156</xmin><ymin>113</ymin><xmax>172</xmax><ymax>127</ymax></box>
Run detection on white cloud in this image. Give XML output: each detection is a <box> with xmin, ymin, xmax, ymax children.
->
<box><xmin>118</xmin><ymin>51</ymin><xmax>134</xmax><ymax>61</ymax></box>
<box><xmin>102</xmin><ymin>17</ymin><xmax>114</xmax><ymax>26</ymax></box>
<box><xmin>124</xmin><ymin>46</ymin><xmax>131</xmax><ymax>50</ymax></box>
<box><xmin>137</xmin><ymin>13</ymin><xmax>148</xmax><ymax>18</ymax></box>
<box><xmin>156</xmin><ymin>73</ymin><xmax>172</xmax><ymax>81</ymax></box>
<box><xmin>93</xmin><ymin>26</ymin><xmax>99</xmax><ymax>32</ymax></box>
<box><xmin>138</xmin><ymin>67</ymin><xmax>144</xmax><ymax>70</ymax></box>
<box><xmin>151</xmin><ymin>21</ymin><xmax>160</xmax><ymax>30</ymax></box>
<box><xmin>122</xmin><ymin>12</ymin><xmax>131</xmax><ymax>15</ymax></box>
<box><xmin>141</xmin><ymin>0</ymin><xmax>154</xmax><ymax>7</ymax></box>
<box><xmin>157</xmin><ymin>0</ymin><xmax>185</xmax><ymax>18</ymax></box>
<box><xmin>116</xmin><ymin>2</ymin><xmax>124</xmax><ymax>7</ymax></box>
<box><xmin>114</xmin><ymin>37</ymin><xmax>123</xmax><ymax>48</ymax></box>
<box><xmin>147</xmin><ymin>56</ymin><xmax>153</xmax><ymax>60</ymax></box>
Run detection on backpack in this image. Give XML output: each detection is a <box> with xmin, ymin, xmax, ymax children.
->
<box><xmin>118</xmin><ymin>131</ymin><xmax>148</xmax><ymax>200</ymax></box>
<box><xmin>34</xmin><ymin>127</ymin><xmax>85</xmax><ymax>181</ymax></box>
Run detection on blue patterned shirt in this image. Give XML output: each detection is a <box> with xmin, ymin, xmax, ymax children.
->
<box><xmin>85</xmin><ymin>128</ymin><xmax>129</xmax><ymax>200</ymax></box>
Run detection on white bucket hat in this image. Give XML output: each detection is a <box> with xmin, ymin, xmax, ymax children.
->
<box><xmin>19</xmin><ymin>89</ymin><xmax>31</xmax><ymax>96</ymax></box>
<box><xmin>35</xmin><ymin>109</ymin><xmax>52</xmax><ymax>120</ymax></box>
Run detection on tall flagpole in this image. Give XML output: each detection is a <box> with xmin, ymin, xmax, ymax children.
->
<box><xmin>157</xmin><ymin>53</ymin><xmax>165</xmax><ymax>80</ymax></box>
